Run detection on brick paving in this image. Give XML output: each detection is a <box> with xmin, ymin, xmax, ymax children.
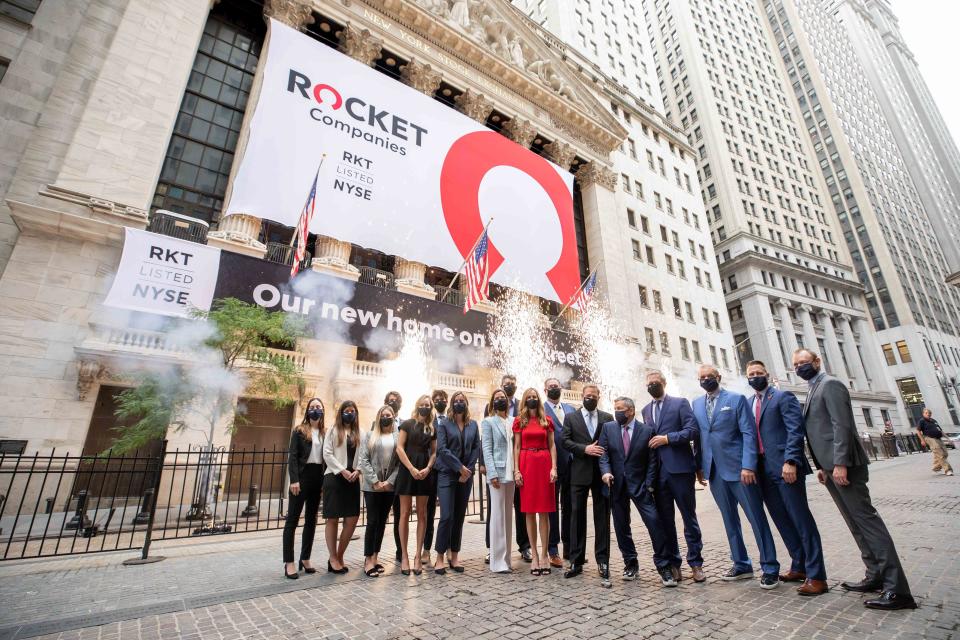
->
<box><xmin>0</xmin><ymin>454</ymin><xmax>957</xmax><ymax>639</ymax></box>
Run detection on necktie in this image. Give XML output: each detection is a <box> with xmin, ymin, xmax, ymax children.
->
<box><xmin>707</xmin><ymin>396</ymin><xmax>715</xmax><ymax>422</ymax></box>
<box><xmin>755</xmin><ymin>395</ymin><xmax>765</xmax><ymax>455</ymax></box>
<box><xmin>653</xmin><ymin>400</ymin><xmax>661</xmax><ymax>425</ymax></box>
<box><xmin>586</xmin><ymin>412</ymin><xmax>595</xmax><ymax>438</ymax></box>
<box><xmin>622</xmin><ymin>423</ymin><xmax>631</xmax><ymax>454</ymax></box>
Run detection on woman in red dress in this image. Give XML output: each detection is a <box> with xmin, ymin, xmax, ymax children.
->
<box><xmin>512</xmin><ymin>388</ymin><xmax>558</xmax><ymax>576</ymax></box>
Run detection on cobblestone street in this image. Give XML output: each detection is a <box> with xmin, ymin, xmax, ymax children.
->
<box><xmin>0</xmin><ymin>454</ymin><xmax>957</xmax><ymax>640</ymax></box>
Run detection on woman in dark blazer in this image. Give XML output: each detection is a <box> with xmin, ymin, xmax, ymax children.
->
<box><xmin>283</xmin><ymin>397</ymin><xmax>325</xmax><ymax>579</ymax></box>
<box><xmin>433</xmin><ymin>390</ymin><xmax>480</xmax><ymax>574</ymax></box>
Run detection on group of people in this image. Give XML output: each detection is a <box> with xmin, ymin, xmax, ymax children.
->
<box><xmin>282</xmin><ymin>348</ymin><xmax>917</xmax><ymax>611</ymax></box>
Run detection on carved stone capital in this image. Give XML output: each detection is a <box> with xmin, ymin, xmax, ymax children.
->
<box><xmin>77</xmin><ymin>360</ymin><xmax>104</xmax><ymax>401</ymax></box>
<box><xmin>500</xmin><ymin>118</ymin><xmax>537</xmax><ymax>148</ymax></box>
<box><xmin>400</xmin><ymin>59</ymin><xmax>442</xmax><ymax>96</ymax></box>
<box><xmin>454</xmin><ymin>89</ymin><xmax>493</xmax><ymax>123</ymax></box>
<box><xmin>338</xmin><ymin>24</ymin><xmax>383</xmax><ymax>67</ymax></box>
<box><xmin>575</xmin><ymin>162</ymin><xmax>617</xmax><ymax>191</ymax></box>
<box><xmin>543</xmin><ymin>140</ymin><xmax>577</xmax><ymax>170</ymax></box>
<box><xmin>263</xmin><ymin>0</ymin><xmax>315</xmax><ymax>30</ymax></box>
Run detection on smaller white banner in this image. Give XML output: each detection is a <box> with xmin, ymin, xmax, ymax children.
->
<box><xmin>104</xmin><ymin>228</ymin><xmax>221</xmax><ymax>318</ymax></box>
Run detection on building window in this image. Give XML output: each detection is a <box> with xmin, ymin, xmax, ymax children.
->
<box><xmin>673</xmin><ymin>297</ymin><xmax>682</xmax><ymax>319</ymax></box>
<box><xmin>692</xmin><ymin>340</ymin><xmax>702</xmax><ymax>362</ymax></box>
<box><xmin>660</xmin><ymin>331</ymin><xmax>671</xmax><ymax>355</ymax></box>
<box><xmin>645</xmin><ymin>327</ymin><xmax>656</xmax><ymax>352</ymax></box>
<box><xmin>632</xmin><ymin>239</ymin><xmax>642</xmax><ymax>260</ymax></box>
<box><xmin>881</xmin><ymin>343</ymin><xmax>896</xmax><ymax>366</ymax></box>
<box><xmin>895</xmin><ymin>340</ymin><xmax>912</xmax><ymax>363</ymax></box>
<box><xmin>627</xmin><ymin>208</ymin><xmax>636</xmax><ymax>228</ymax></box>
<box><xmin>1</xmin><ymin>0</ymin><xmax>41</xmax><ymax>24</ymax></box>
<box><xmin>653</xmin><ymin>290</ymin><xmax>663</xmax><ymax>313</ymax></box>
<box><xmin>680</xmin><ymin>337</ymin><xmax>690</xmax><ymax>361</ymax></box>
<box><xmin>0</xmin><ymin>58</ymin><xmax>8</xmax><ymax>83</ymax></box>
<box><xmin>638</xmin><ymin>285</ymin><xmax>649</xmax><ymax>307</ymax></box>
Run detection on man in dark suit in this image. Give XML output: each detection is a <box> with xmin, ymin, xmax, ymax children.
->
<box><xmin>560</xmin><ymin>383</ymin><xmax>612</xmax><ymax>582</ymax></box>
<box><xmin>599</xmin><ymin>396</ymin><xmax>674</xmax><ymax>587</ymax></box>
<box><xmin>793</xmin><ymin>348</ymin><xmax>915</xmax><ymax>610</ymax></box>
<box><xmin>746</xmin><ymin>360</ymin><xmax>827</xmax><ymax>596</ymax></box>
<box><xmin>543</xmin><ymin>377</ymin><xmax>575</xmax><ymax>568</ymax></box>
<box><xmin>693</xmin><ymin>363</ymin><xmax>780</xmax><ymax>589</ymax></box>
<box><xmin>642</xmin><ymin>370</ymin><xmax>705</xmax><ymax>583</ymax></box>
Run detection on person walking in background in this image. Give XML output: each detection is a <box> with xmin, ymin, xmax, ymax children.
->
<box><xmin>599</xmin><ymin>397</ymin><xmax>673</xmax><ymax>587</ymax></box>
<box><xmin>693</xmin><ymin>364</ymin><xmax>781</xmax><ymax>589</ymax></box>
<box><xmin>420</xmin><ymin>389</ymin><xmax>447</xmax><ymax>565</ymax></box>
<box><xmin>282</xmin><ymin>398</ymin><xmax>325</xmax><ymax>579</ymax></box>
<box><xmin>543</xmin><ymin>377</ymin><xmax>574</xmax><ymax>569</ymax></box>
<box><xmin>745</xmin><ymin>360</ymin><xmax>828</xmax><ymax>596</ymax></box>
<box><xmin>641</xmin><ymin>370</ymin><xmax>706</xmax><ymax>584</ymax></box>
<box><xmin>561</xmin><ymin>384</ymin><xmax>613</xmax><ymax>583</ymax></box>
<box><xmin>433</xmin><ymin>391</ymin><xmax>480</xmax><ymax>574</ymax></box>
<box><xmin>481</xmin><ymin>388</ymin><xmax>516</xmax><ymax>574</ymax></box>
<box><xmin>357</xmin><ymin>405</ymin><xmax>399</xmax><ymax>577</ymax></box>
<box><xmin>794</xmin><ymin>349</ymin><xmax>916</xmax><ymax>610</ymax></box>
<box><xmin>917</xmin><ymin>408</ymin><xmax>954</xmax><ymax>476</ymax></box>
<box><xmin>322</xmin><ymin>400</ymin><xmax>362</xmax><ymax>574</ymax></box>
<box><xmin>513</xmin><ymin>388</ymin><xmax>557</xmax><ymax>576</ymax></box>
<box><xmin>395</xmin><ymin>395</ymin><xmax>438</xmax><ymax>576</ymax></box>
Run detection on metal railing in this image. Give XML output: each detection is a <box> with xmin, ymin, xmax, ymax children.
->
<box><xmin>0</xmin><ymin>442</ymin><xmax>486</xmax><ymax>561</ymax></box>
<box><xmin>266</xmin><ymin>242</ymin><xmax>312</xmax><ymax>271</ymax></box>
<box><xmin>859</xmin><ymin>433</ymin><xmax>926</xmax><ymax>461</ymax></box>
<box><xmin>147</xmin><ymin>210</ymin><xmax>209</xmax><ymax>244</ymax></box>
<box><xmin>434</xmin><ymin>285</ymin><xmax>464</xmax><ymax>307</ymax></box>
<box><xmin>357</xmin><ymin>266</ymin><xmax>395</xmax><ymax>289</ymax></box>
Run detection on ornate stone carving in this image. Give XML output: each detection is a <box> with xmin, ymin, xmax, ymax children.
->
<box><xmin>575</xmin><ymin>163</ymin><xmax>618</xmax><ymax>191</ymax></box>
<box><xmin>400</xmin><ymin>59</ymin><xmax>442</xmax><ymax>96</ymax></box>
<box><xmin>77</xmin><ymin>360</ymin><xmax>104</xmax><ymax>401</ymax></box>
<box><xmin>263</xmin><ymin>0</ymin><xmax>314</xmax><ymax>30</ymax></box>
<box><xmin>412</xmin><ymin>0</ymin><xmax>450</xmax><ymax>19</ymax></box>
<box><xmin>543</xmin><ymin>140</ymin><xmax>577</xmax><ymax>170</ymax></box>
<box><xmin>501</xmin><ymin>118</ymin><xmax>537</xmax><ymax>148</ymax></box>
<box><xmin>394</xmin><ymin>257</ymin><xmax>435</xmax><ymax>299</ymax></box>
<box><xmin>454</xmin><ymin>89</ymin><xmax>493</xmax><ymax>123</ymax></box>
<box><xmin>208</xmin><ymin>213</ymin><xmax>267</xmax><ymax>258</ymax></box>
<box><xmin>338</xmin><ymin>24</ymin><xmax>383</xmax><ymax>67</ymax></box>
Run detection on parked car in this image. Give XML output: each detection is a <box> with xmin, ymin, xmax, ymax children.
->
<box><xmin>944</xmin><ymin>433</ymin><xmax>959</xmax><ymax>450</ymax></box>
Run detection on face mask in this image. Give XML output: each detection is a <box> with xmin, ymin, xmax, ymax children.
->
<box><xmin>525</xmin><ymin>398</ymin><xmax>540</xmax><ymax>410</ymax></box>
<box><xmin>615</xmin><ymin>410</ymin><xmax>629</xmax><ymax>425</ymax></box>
<box><xmin>646</xmin><ymin>382</ymin><xmax>664</xmax><ymax>398</ymax></box>
<box><xmin>387</xmin><ymin>400</ymin><xmax>400</xmax><ymax>413</ymax></box>
<box><xmin>795</xmin><ymin>363</ymin><xmax>818</xmax><ymax>380</ymax></box>
<box><xmin>307</xmin><ymin>409</ymin><xmax>323</xmax><ymax>422</ymax></box>
<box><xmin>546</xmin><ymin>388</ymin><xmax>562</xmax><ymax>401</ymax></box>
<box><xmin>700</xmin><ymin>378</ymin><xmax>719</xmax><ymax>393</ymax></box>
<box><xmin>582</xmin><ymin>397</ymin><xmax>598</xmax><ymax>412</ymax></box>
<box><xmin>417</xmin><ymin>406</ymin><xmax>432</xmax><ymax>417</ymax></box>
<box><xmin>493</xmin><ymin>398</ymin><xmax>509</xmax><ymax>411</ymax></box>
<box><xmin>503</xmin><ymin>384</ymin><xmax>517</xmax><ymax>396</ymax></box>
<box><xmin>434</xmin><ymin>400</ymin><xmax>447</xmax><ymax>414</ymax></box>
<box><xmin>452</xmin><ymin>402</ymin><xmax>467</xmax><ymax>414</ymax></box>
<box><xmin>748</xmin><ymin>376</ymin><xmax>768</xmax><ymax>392</ymax></box>
<box><xmin>341</xmin><ymin>412</ymin><xmax>356</xmax><ymax>425</ymax></box>
<box><xmin>379</xmin><ymin>416</ymin><xmax>394</xmax><ymax>428</ymax></box>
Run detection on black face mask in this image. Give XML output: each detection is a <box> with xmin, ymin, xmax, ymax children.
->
<box><xmin>341</xmin><ymin>412</ymin><xmax>356</xmax><ymax>425</ymax></box>
<box><xmin>748</xmin><ymin>376</ymin><xmax>768</xmax><ymax>392</ymax></box>
<box><xmin>525</xmin><ymin>398</ymin><xmax>539</xmax><ymax>410</ymax></box>
<box><xmin>795</xmin><ymin>363</ymin><xmax>818</xmax><ymax>381</ymax></box>
<box><xmin>647</xmin><ymin>382</ymin><xmax>664</xmax><ymax>398</ymax></box>
<box><xmin>306</xmin><ymin>409</ymin><xmax>323</xmax><ymax>422</ymax></box>
<box><xmin>417</xmin><ymin>406</ymin><xmax>432</xmax><ymax>417</ymax></box>
<box><xmin>582</xmin><ymin>397</ymin><xmax>598</xmax><ymax>412</ymax></box>
<box><xmin>493</xmin><ymin>398</ymin><xmax>509</xmax><ymax>411</ymax></box>
<box><xmin>386</xmin><ymin>400</ymin><xmax>400</xmax><ymax>413</ymax></box>
<box><xmin>546</xmin><ymin>388</ymin><xmax>562</xmax><ymax>401</ymax></box>
<box><xmin>700</xmin><ymin>378</ymin><xmax>720</xmax><ymax>393</ymax></box>
<box><xmin>503</xmin><ymin>384</ymin><xmax>517</xmax><ymax>396</ymax></box>
<box><xmin>434</xmin><ymin>400</ymin><xmax>447</xmax><ymax>414</ymax></box>
<box><xmin>452</xmin><ymin>402</ymin><xmax>467</xmax><ymax>414</ymax></box>
<box><xmin>379</xmin><ymin>416</ymin><xmax>394</xmax><ymax>428</ymax></box>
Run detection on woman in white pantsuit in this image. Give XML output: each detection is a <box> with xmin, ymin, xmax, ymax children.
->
<box><xmin>480</xmin><ymin>388</ymin><xmax>515</xmax><ymax>574</ymax></box>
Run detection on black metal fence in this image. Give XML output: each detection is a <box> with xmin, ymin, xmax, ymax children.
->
<box><xmin>0</xmin><ymin>442</ymin><xmax>486</xmax><ymax>561</ymax></box>
<box><xmin>860</xmin><ymin>432</ymin><xmax>927</xmax><ymax>461</ymax></box>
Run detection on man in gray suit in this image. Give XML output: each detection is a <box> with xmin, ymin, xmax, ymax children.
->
<box><xmin>792</xmin><ymin>348</ymin><xmax>916</xmax><ymax>610</ymax></box>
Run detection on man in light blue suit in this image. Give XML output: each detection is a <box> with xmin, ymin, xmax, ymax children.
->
<box><xmin>746</xmin><ymin>360</ymin><xmax>827</xmax><ymax>596</ymax></box>
<box><xmin>692</xmin><ymin>363</ymin><xmax>780</xmax><ymax>589</ymax></box>
<box><xmin>543</xmin><ymin>377</ymin><xmax>576</xmax><ymax>567</ymax></box>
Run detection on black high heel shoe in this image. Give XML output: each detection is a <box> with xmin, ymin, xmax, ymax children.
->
<box><xmin>298</xmin><ymin>561</ymin><xmax>316</xmax><ymax>574</ymax></box>
<box><xmin>284</xmin><ymin>565</ymin><xmax>299</xmax><ymax>580</ymax></box>
<box><xmin>327</xmin><ymin>561</ymin><xmax>347</xmax><ymax>575</ymax></box>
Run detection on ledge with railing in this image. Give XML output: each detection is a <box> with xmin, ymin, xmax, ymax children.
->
<box><xmin>265</xmin><ymin>241</ymin><xmax>311</xmax><ymax>272</ymax></box>
<box><xmin>357</xmin><ymin>265</ymin><xmax>395</xmax><ymax>289</ymax></box>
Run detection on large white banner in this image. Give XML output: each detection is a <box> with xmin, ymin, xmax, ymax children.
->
<box><xmin>104</xmin><ymin>228</ymin><xmax>221</xmax><ymax>318</ymax></box>
<box><xmin>226</xmin><ymin>20</ymin><xmax>580</xmax><ymax>303</ymax></box>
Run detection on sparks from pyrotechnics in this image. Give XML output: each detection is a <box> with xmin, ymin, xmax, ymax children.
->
<box><xmin>569</xmin><ymin>297</ymin><xmax>644</xmax><ymax>405</ymax></box>
<box><xmin>487</xmin><ymin>287</ymin><xmax>559</xmax><ymax>393</ymax></box>
<box><xmin>377</xmin><ymin>330</ymin><xmax>433</xmax><ymax>415</ymax></box>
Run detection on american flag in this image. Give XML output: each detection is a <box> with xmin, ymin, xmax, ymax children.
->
<box><xmin>463</xmin><ymin>230</ymin><xmax>490</xmax><ymax>313</ymax></box>
<box><xmin>290</xmin><ymin>168</ymin><xmax>320</xmax><ymax>278</ymax></box>
<box><xmin>570</xmin><ymin>272</ymin><xmax>598</xmax><ymax>312</ymax></box>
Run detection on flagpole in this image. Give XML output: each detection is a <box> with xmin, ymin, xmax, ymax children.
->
<box><xmin>552</xmin><ymin>261</ymin><xmax>603</xmax><ymax>326</ymax></box>
<box><xmin>442</xmin><ymin>217</ymin><xmax>494</xmax><ymax>303</ymax></box>
<box><xmin>289</xmin><ymin>155</ymin><xmax>326</xmax><ymax>251</ymax></box>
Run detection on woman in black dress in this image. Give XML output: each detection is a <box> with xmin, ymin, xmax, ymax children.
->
<box><xmin>395</xmin><ymin>394</ymin><xmax>438</xmax><ymax>575</ymax></box>
<box><xmin>322</xmin><ymin>400</ymin><xmax>361</xmax><ymax>573</ymax></box>
<box><xmin>282</xmin><ymin>397</ymin><xmax>325</xmax><ymax>579</ymax></box>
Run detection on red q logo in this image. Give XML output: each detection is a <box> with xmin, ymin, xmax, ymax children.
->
<box><xmin>439</xmin><ymin>131</ymin><xmax>580</xmax><ymax>303</ymax></box>
<box><xmin>312</xmin><ymin>84</ymin><xmax>342</xmax><ymax>109</ymax></box>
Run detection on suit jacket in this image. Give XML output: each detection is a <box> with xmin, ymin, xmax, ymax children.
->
<box><xmin>752</xmin><ymin>386</ymin><xmax>812</xmax><ymax>476</ymax></box>
<box><xmin>435</xmin><ymin>417</ymin><xmax>481</xmax><ymax>485</ymax></box>
<box><xmin>561</xmin><ymin>408</ymin><xmax>613</xmax><ymax>486</ymax></box>
<box><xmin>692</xmin><ymin>389</ymin><xmax>756</xmax><ymax>482</ymax></box>
<box><xmin>598</xmin><ymin>419</ymin><xmax>658</xmax><ymax>499</ymax></box>
<box><xmin>480</xmin><ymin>415</ymin><xmax>512</xmax><ymax>482</ymax></box>
<box><xmin>802</xmin><ymin>373</ymin><xmax>869</xmax><ymax>471</ymax></box>
<box><xmin>287</xmin><ymin>429</ymin><xmax>323</xmax><ymax>485</ymax></box>
<box><xmin>544</xmin><ymin>401</ymin><xmax>576</xmax><ymax>479</ymax></box>
<box><xmin>641</xmin><ymin>394</ymin><xmax>699</xmax><ymax>475</ymax></box>
<box><xmin>322</xmin><ymin>427</ymin><xmax>358</xmax><ymax>476</ymax></box>
<box><xmin>481</xmin><ymin>397</ymin><xmax>518</xmax><ymax>467</ymax></box>
<box><xmin>356</xmin><ymin>430</ymin><xmax>399</xmax><ymax>492</ymax></box>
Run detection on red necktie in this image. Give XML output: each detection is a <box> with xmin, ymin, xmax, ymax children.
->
<box><xmin>755</xmin><ymin>395</ymin><xmax>765</xmax><ymax>455</ymax></box>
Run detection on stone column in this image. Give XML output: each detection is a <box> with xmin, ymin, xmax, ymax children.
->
<box><xmin>311</xmin><ymin>235</ymin><xmax>360</xmax><ymax>282</ymax></box>
<box><xmin>838</xmin><ymin>314</ymin><xmax>869</xmax><ymax>390</ymax></box>
<box><xmin>820</xmin><ymin>310</ymin><xmax>850</xmax><ymax>382</ymax></box>
<box><xmin>797</xmin><ymin>304</ymin><xmax>819</xmax><ymax>355</ymax></box>
<box><xmin>854</xmin><ymin>316</ymin><xmax>889</xmax><ymax>391</ymax></box>
<box><xmin>207</xmin><ymin>213</ymin><xmax>267</xmax><ymax>258</ymax></box>
<box><xmin>543</xmin><ymin>140</ymin><xmax>577</xmax><ymax>171</ymax></box>
<box><xmin>338</xmin><ymin>24</ymin><xmax>383</xmax><ymax>65</ymax></box>
<box><xmin>741</xmin><ymin>294</ymin><xmax>788</xmax><ymax>380</ymax></box>
<box><xmin>457</xmin><ymin>275</ymin><xmax>496</xmax><ymax>314</ymax></box>
<box><xmin>264</xmin><ymin>0</ymin><xmax>315</xmax><ymax>29</ymax></box>
<box><xmin>400</xmin><ymin>59</ymin><xmax>442</xmax><ymax>96</ymax></box>
<box><xmin>394</xmin><ymin>257</ymin><xmax>435</xmax><ymax>299</ymax></box>
<box><xmin>455</xmin><ymin>89</ymin><xmax>493</xmax><ymax>123</ymax></box>
<box><xmin>501</xmin><ymin>118</ymin><xmax>537</xmax><ymax>148</ymax></box>
<box><xmin>774</xmin><ymin>299</ymin><xmax>799</xmax><ymax>359</ymax></box>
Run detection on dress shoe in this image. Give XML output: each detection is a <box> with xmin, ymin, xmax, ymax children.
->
<box><xmin>598</xmin><ymin>562</ymin><xmax>610</xmax><ymax>580</ymax></box>
<box><xmin>721</xmin><ymin>566</ymin><xmax>753</xmax><ymax>581</ymax></box>
<box><xmin>549</xmin><ymin>555</ymin><xmax>563</xmax><ymax>568</ymax></box>
<box><xmin>864</xmin><ymin>591</ymin><xmax>917</xmax><ymax>610</ymax></box>
<box><xmin>841</xmin><ymin>578</ymin><xmax>883</xmax><ymax>593</ymax></box>
<box><xmin>298</xmin><ymin>560</ymin><xmax>316</xmax><ymax>575</ymax></box>
<box><xmin>622</xmin><ymin>565</ymin><xmax>639</xmax><ymax>581</ymax></box>
<box><xmin>284</xmin><ymin>567</ymin><xmax>299</xmax><ymax>580</ymax></box>
<box><xmin>797</xmin><ymin>579</ymin><xmax>828</xmax><ymax>596</ymax></box>
<box><xmin>779</xmin><ymin>570</ymin><xmax>805</xmax><ymax>583</ymax></box>
<box><xmin>564</xmin><ymin>565</ymin><xmax>583</xmax><ymax>579</ymax></box>
<box><xmin>484</xmin><ymin>553</ymin><xmax>490</xmax><ymax>564</ymax></box>
<box><xmin>521</xmin><ymin>549</ymin><xmax>534</xmax><ymax>563</ymax></box>
<box><xmin>691</xmin><ymin>566</ymin><xmax>706</xmax><ymax>583</ymax></box>
<box><xmin>670</xmin><ymin>565</ymin><xmax>682</xmax><ymax>582</ymax></box>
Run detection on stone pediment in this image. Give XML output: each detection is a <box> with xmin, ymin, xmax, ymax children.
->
<box><xmin>366</xmin><ymin>0</ymin><xmax>628</xmax><ymax>158</ymax></box>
